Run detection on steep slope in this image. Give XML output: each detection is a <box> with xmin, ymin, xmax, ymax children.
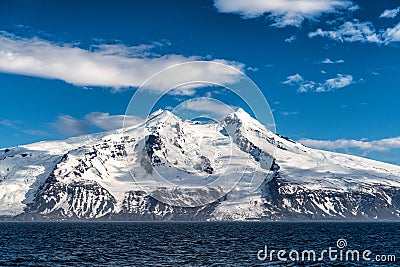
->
<box><xmin>1</xmin><ymin>109</ymin><xmax>400</xmax><ymax>220</ymax></box>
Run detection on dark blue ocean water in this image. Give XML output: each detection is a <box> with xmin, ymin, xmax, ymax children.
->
<box><xmin>0</xmin><ymin>222</ymin><xmax>398</xmax><ymax>266</ymax></box>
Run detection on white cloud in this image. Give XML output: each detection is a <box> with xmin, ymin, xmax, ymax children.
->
<box><xmin>320</xmin><ymin>58</ymin><xmax>344</xmax><ymax>64</ymax></box>
<box><xmin>322</xmin><ymin>58</ymin><xmax>334</xmax><ymax>63</ymax></box>
<box><xmin>51</xmin><ymin>115</ymin><xmax>89</xmax><ymax>136</ymax></box>
<box><xmin>348</xmin><ymin>5</ymin><xmax>360</xmax><ymax>12</ymax></box>
<box><xmin>283</xmin><ymin>73</ymin><xmax>304</xmax><ymax>85</ymax></box>
<box><xmin>298</xmin><ymin>81</ymin><xmax>317</xmax><ymax>93</ymax></box>
<box><xmin>213</xmin><ymin>0</ymin><xmax>353</xmax><ymax>27</ymax></box>
<box><xmin>309</xmin><ymin>20</ymin><xmax>400</xmax><ymax>45</ymax></box>
<box><xmin>309</xmin><ymin>20</ymin><xmax>381</xmax><ymax>43</ymax></box>
<box><xmin>380</xmin><ymin>7</ymin><xmax>400</xmax><ymax>19</ymax></box>
<box><xmin>85</xmin><ymin>112</ymin><xmax>144</xmax><ymax>130</ymax></box>
<box><xmin>381</xmin><ymin>23</ymin><xmax>400</xmax><ymax>43</ymax></box>
<box><xmin>300</xmin><ymin>137</ymin><xmax>400</xmax><ymax>152</ymax></box>
<box><xmin>285</xmin><ymin>35</ymin><xmax>297</xmax><ymax>43</ymax></box>
<box><xmin>319</xmin><ymin>74</ymin><xmax>353</xmax><ymax>91</ymax></box>
<box><xmin>283</xmin><ymin>73</ymin><xmax>354</xmax><ymax>92</ymax></box>
<box><xmin>247</xmin><ymin>66</ymin><xmax>259</xmax><ymax>72</ymax></box>
<box><xmin>0</xmin><ymin>33</ymin><xmax>244</xmax><ymax>93</ymax></box>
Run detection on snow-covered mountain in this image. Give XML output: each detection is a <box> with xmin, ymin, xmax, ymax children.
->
<box><xmin>1</xmin><ymin>109</ymin><xmax>400</xmax><ymax>221</ymax></box>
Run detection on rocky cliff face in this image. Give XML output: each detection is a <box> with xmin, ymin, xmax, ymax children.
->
<box><xmin>1</xmin><ymin>109</ymin><xmax>400</xmax><ymax>221</ymax></box>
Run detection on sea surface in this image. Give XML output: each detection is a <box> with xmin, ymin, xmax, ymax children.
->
<box><xmin>0</xmin><ymin>222</ymin><xmax>399</xmax><ymax>266</ymax></box>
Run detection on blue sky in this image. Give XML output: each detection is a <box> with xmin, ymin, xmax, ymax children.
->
<box><xmin>0</xmin><ymin>0</ymin><xmax>399</xmax><ymax>164</ymax></box>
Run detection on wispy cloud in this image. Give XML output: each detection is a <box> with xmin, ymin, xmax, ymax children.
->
<box><xmin>0</xmin><ymin>119</ymin><xmax>21</xmax><ymax>129</ymax></box>
<box><xmin>309</xmin><ymin>19</ymin><xmax>400</xmax><ymax>45</ymax></box>
<box><xmin>281</xmin><ymin>111</ymin><xmax>299</xmax><ymax>116</ymax></box>
<box><xmin>318</xmin><ymin>58</ymin><xmax>344</xmax><ymax>64</ymax></box>
<box><xmin>0</xmin><ymin>32</ymin><xmax>244</xmax><ymax>94</ymax></box>
<box><xmin>247</xmin><ymin>66</ymin><xmax>259</xmax><ymax>72</ymax></box>
<box><xmin>176</xmin><ymin>98</ymin><xmax>236</xmax><ymax>118</ymax></box>
<box><xmin>213</xmin><ymin>0</ymin><xmax>354</xmax><ymax>27</ymax></box>
<box><xmin>285</xmin><ymin>35</ymin><xmax>297</xmax><ymax>43</ymax></box>
<box><xmin>51</xmin><ymin>115</ymin><xmax>89</xmax><ymax>136</ymax></box>
<box><xmin>51</xmin><ymin>112</ymin><xmax>145</xmax><ymax>136</ymax></box>
<box><xmin>283</xmin><ymin>73</ymin><xmax>354</xmax><ymax>92</ymax></box>
<box><xmin>85</xmin><ymin>112</ymin><xmax>144</xmax><ymax>130</ymax></box>
<box><xmin>300</xmin><ymin>137</ymin><xmax>400</xmax><ymax>152</ymax></box>
<box><xmin>380</xmin><ymin>7</ymin><xmax>400</xmax><ymax>19</ymax></box>
<box><xmin>24</xmin><ymin>129</ymin><xmax>49</xmax><ymax>136</ymax></box>
<box><xmin>0</xmin><ymin>118</ymin><xmax>49</xmax><ymax>136</ymax></box>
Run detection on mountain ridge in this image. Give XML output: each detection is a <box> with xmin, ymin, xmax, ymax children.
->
<box><xmin>1</xmin><ymin>109</ymin><xmax>400</xmax><ymax>221</ymax></box>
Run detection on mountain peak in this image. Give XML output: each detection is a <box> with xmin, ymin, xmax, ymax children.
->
<box><xmin>234</xmin><ymin>107</ymin><xmax>246</xmax><ymax>114</ymax></box>
<box><xmin>145</xmin><ymin>109</ymin><xmax>182</xmax><ymax>127</ymax></box>
<box><xmin>148</xmin><ymin>109</ymin><xmax>172</xmax><ymax>118</ymax></box>
<box><xmin>147</xmin><ymin>109</ymin><xmax>174</xmax><ymax>120</ymax></box>
<box><xmin>232</xmin><ymin>108</ymin><xmax>253</xmax><ymax>120</ymax></box>
<box><xmin>223</xmin><ymin>107</ymin><xmax>266</xmax><ymax>130</ymax></box>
